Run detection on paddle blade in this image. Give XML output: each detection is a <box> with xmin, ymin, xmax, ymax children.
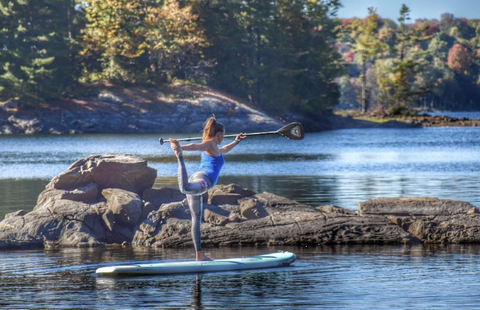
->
<box><xmin>277</xmin><ymin>122</ymin><xmax>304</xmax><ymax>140</ymax></box>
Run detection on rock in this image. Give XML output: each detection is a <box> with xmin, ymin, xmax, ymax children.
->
<box><xmin>239</xmin><ymin>198</ymin><xmax>268</xmax><ymax>220</ymax></box>
<box><xmin>36</xmin><ymin>183</ymin><xmax>98</xmax><ymax>207</ymax></box>
<box><xmin>209</xmin><ymin>184</ymin><xmax>256</xmax><ymax>198</ymax></box>
<box><xmin>102</xmin><ymin>188</ymin><xmax>143</xmax><ymax>227</ymax></box>
<box><xmin>102</xmin><ymin>209</ymin><xmax>115</xmax><ymax>232</ymax></box>
<box><xmin>152</xmin><ymin>204</ymin><xmax>415</xmax><ymax>248</ymax></box>
<box><xmin>8</xmin><ymin>115</ymin><xmax>43</xmax><ymax>134</ymax></box>
<box><xmin>46</xmin><ymin>154</ymin><xmax>157</xmax><ymax>195</ymax></box>
<box><xmin>5</xmin><ymin>210</ymin><xmax>28</xmax><ymax>220</ymax></box>
<box><xmin>0</xmin><ymin>100</ymin><xmax>18</xmax><ymax>110</ymax></box>
<box><xmin>5</xmin><ymin>154</ymin><xmax>480</xmax><ymax>249</ymax></box>
<box><xmin>98</xmin><ymin>91</ymin><xmax>125</xmax><ymax>104</ymax></box>
<box><xmin>0</xmin><ymin>199</ymin><xmax>107</xmax><ymax>249</ymax></box>
<box><xmin>204</xmin><ymin>208</ymin><xmax>229</xmax><ymax>226</ymax></box>
<box><xmin>210</xmin><ymin>193</ymin><xmax>243</xmax><ymax>206</ymax></box>
<box><xmin>142</xmin><ymin>187</ymin><xmax>185</xmax><ymax>209</ymax></box>
<box><xmin>255</xmin><ymin>192</ymin><xmax>316</xmax><ymax>213</ymax></box>
<box><xmin>317</xmin><ymin>205</ymin><xmax>357</xmax><ymax>216</ymax></box>
<box><xmin>138</xmin><ymin>210</ymin><xmax>162</xmax><ymax>235</ymax></box>
<box><xmin>158</xmin><ymin>201</ymin><xmax>190</xmax><ymax>219</ymax></box>
<box><xmin>389</xmin><ymin>214</ymin><xmax>480</xmax><ymax>244</ymax></box>
<box><xmin>208</xmin><ymin>184</ymin><xmax>255</xmax><ymax>205</ymax></box>
<box><xmin>358</xmin><ymin>197</ymin><xmax>478</xmax><ymax>216</ymax></box>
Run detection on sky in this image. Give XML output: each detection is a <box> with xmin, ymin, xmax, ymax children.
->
<box><xmin>337</xmin><ymin>0</ymin><xmax>480</xmax><ymax>21</ymax></box>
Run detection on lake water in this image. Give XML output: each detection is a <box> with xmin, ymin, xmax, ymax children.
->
<box><xmin>2</xmin><ymin>125</ymin><xmax>480</xmax><ymax>309</ymax></box>
<box><xmin>2</xmin><ymin>245</ymin><xmax>480</xmax><ymax>309</ymax></box>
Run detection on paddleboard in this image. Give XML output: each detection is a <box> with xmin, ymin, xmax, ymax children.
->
<box><xmin>95</xmin><ymin>251</ymin><xmax>296</xmax><ymax>276</ymax></box>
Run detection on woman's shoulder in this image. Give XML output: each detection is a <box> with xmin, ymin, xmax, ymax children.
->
<box><xmin>203</xmin><ymin>139</ymin><xmax>221</xmax><ymax>156</ymax></box>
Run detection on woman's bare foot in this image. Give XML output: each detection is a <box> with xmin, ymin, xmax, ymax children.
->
<box><xmin>196</xmin><ymin>251</ymin><xmax>213</xmax><ymax>261</ymax></box>
<box><xmin>169</xmin><ymin>138</ymin><xmax>183</xmax><ymax>157</ymax></box>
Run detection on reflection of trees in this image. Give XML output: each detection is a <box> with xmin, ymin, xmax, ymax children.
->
<box><xmin>0</xmin><ymin>179</ymin><xmax>48</xmax><ymax>218</ymax></box>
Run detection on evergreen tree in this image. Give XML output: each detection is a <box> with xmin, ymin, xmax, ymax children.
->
<box><xmin>344</xmin><ymin>8</ymin><xmax>386</xmax><ymax>113</ymax></box>
<box><xmin>0</xmin><ymin>0</ymin><xmax>75</xmax><ymax>103</ymax></box>
<box><xmin>389</xmin><ymin>4</ymin><xmax>432</xmax><ymax>107</ymax></box>
<box><xmin>190</xmin><ymin>0</ymin><xmax>343</xmax><ymax>116</ymax></box>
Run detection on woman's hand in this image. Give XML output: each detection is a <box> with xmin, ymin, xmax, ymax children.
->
<box><xmin>169</xmin><ymin>138</ymin><xmax>183</xmax><ymax>157</ymax></box>
<box><xmin>235</xmin><ymin>133</ymin><xmax>247</xmax><ymax>143</ymax></box>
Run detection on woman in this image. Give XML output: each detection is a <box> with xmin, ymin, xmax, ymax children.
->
<box><xmin>169</xmin><ymin>117</ymin><xmax>246</xmax><ymax>261</ymax></box>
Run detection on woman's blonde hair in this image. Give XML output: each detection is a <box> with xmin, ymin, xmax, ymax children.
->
<box><xmin>203</xmin><ymin>117</ymin><xmax>224</xmax><ymax>141</ymax></box>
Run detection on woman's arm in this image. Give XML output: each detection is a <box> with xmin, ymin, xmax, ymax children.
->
<box><xmin>220</xmin><ymin>133</ymin><xmax>246</xmax><ymax>154</ymax></box>
<box><xmin>181</xmin><ymin>140</ymin><xmax>213</xmax><ymax>152</ymax></box>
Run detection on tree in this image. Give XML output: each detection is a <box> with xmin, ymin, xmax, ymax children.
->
<box><xmin>448</xmin><ymin>43</ymin><xmax>473</xmax><ymax>75</ymax></box>
<box><xmin>189</xmin><ymin>0</ymin><xmax>343</xmax><ymax>116</ymax></box>
<box><xmin>80</xmin><ymin>0</ymin><xmax>206</xmax><ymax>83</ymax></box>
<box><xmin>344</xmin><ymin>8</ymin><xmax>386</xmax><ymax>113</ymax></box>
<box><xmin>388</xmin><ymin>4</ymin><xmax>432</xmax><ymax>107</ymax></box>
<box><xmin>0</xmin><ymin>0</ymin><xmax>76</xmax><ymax>103</ymax></box>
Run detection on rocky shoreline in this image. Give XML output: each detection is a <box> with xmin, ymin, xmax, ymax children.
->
<box><xmin>1</xmin><ymin>154</ymin><xmax>479</xmax><ymax>250</ymax></box>
<box><xmin>0</xmin><ymin>84</ymin><xmax>282</xmax><ymax>134</ymax></box>
<box><xmin>2</xmin><ymin>84</ymin><xmax>480</xmax><ymax>134</ymax></box>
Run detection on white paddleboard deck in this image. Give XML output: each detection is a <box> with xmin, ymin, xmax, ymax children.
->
<box><xmin>96</xmin><ymin>251</ymin><xmax>296</xmax><ymax>276</ymax></box>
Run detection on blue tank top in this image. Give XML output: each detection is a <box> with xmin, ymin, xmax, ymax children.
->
<box><xmin>198</xmin><ymin>152</ymin><xmax>224</xmax><ymax>186</ymax></box>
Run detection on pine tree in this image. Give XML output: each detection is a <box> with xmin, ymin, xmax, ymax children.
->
<box><xmin>0</xmin><ymin>0</ymin><xmax>75</xmax><ymax>104</ymax></box>
<box><xmin>344</xmin><ymin>7</ymin><xmax>386</xmax><ymax>113</ymax></box>
<box><xmin>190</xmin><ymin>0</ymin><xmax>343</xmax><ymax>116</ymax></box>
<box><xmin>389</xmin><ymin>4</ymin><xmax>432</xmax><ymax>107</ymax></box>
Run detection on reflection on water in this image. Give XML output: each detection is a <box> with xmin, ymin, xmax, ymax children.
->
<box><xmin>2</xmin><ymin>245</ymin><xmax>480</xmax><ymax>309</ymax></box>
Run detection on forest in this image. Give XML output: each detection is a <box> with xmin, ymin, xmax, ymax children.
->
<box><xmin>1</xmin><ymin>0</ymin><xmax>480</xmax><ymax>119</ymax></box>
<box><xmin>337</xmin><ymin>5</ymin><xmax>480</xmax><ymax>113</ymax></box>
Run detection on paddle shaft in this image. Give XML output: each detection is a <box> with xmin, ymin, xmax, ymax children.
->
<box><xmin>163</xmin><ymin>130</ymin><xmax>278</xmax><ymax>144</ymax></box>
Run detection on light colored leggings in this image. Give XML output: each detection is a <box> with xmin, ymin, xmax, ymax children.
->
<box><xmin>177</xmin><ymin>157</ymin><xmax>212</xmax><ymax>251</ymax></box>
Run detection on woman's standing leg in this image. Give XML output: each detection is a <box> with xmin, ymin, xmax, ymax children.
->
<box><xmin>187</xmin><ymin>194</ymin><xmax>203</xmax><ymax>251</ymax></box>
<box><xmin>170</xmin><ymin>139</ymin><xmax>211</xmax><ymax>261</ymax></box>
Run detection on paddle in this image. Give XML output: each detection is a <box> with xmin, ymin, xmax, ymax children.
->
<box><xmin>159</xmin><ymin>122</ymin><xmax>304</xmax><ymax>145</ymax></box>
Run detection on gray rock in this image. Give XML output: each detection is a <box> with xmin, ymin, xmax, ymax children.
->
<box><xmin>208</xmin><ymin>184</ymin><xmax>256</xmax><ymax>205</ymax></box>
<box><xmin>8</xmin><ymin>115</ymin><xmax>43</xmax><ymax>133</ymax></box>
<box><xmin>98</xmin><ymin>91</ymin><xmax>124</xmax><ymax>104</ymax></box>
<box><xmin>204</xmin><ymin>208</ymin><xmax>229</xmax><ymax>226</ymax></box>
<box><xmin>102</xmin><ymin>188</ymin><xmax>143</xmax><ymax>227</ymax></box>
<box><xmin>5</xmin><ymin>153</ymin><xmax>480</xmax><ymax>250</ymax></box>
<box><xmin>0</xmin><ymin>100</ymin><xmax>18</xmax><ymax>110</ymax></box>
<box><xmin>359</xmin><ymin>197</ymin><xmax>478</xmax><ymax>216</ymax></box>
<box><xmin>36</xmin><ymin>183</ymin><xmax>98</xmax><ymax>206</ymax></box>
<box><xmin>239</xmin><ymin>198</ymin><xmax>268</xmax><ymax>219</ymax></box>
<box><xmin>5</xmin><ymin>210</ymin><xmax>28</xmax><ymax>220</ymax></box>
<box><xmin>389</xmin><ymin>214</ymin><xmax>480</xmax><ymax>244</ymax></box>
<box><xmin>158</xmin><ymin>201</ymin><xmax>190</xmax><ymax>220</ymax></box>
<box><xmin>47</xmin><ymin>154</ymin><xmax>157</xmax><ymax>195</ymax></box>
<box><xmin>142</xmin><ymin>187</ymin><xmax>185</xmax><ymax>209</ymax></box>
<box><xmin>317</xmin><ymin>205</ymin><xmax>357</xmax><ymax>216</ymax></box>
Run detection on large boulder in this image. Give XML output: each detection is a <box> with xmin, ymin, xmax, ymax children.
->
<box><xmin>46</xmin><ymin>154</ymin><xmax>156</xmax><ymax>195</ymax></box>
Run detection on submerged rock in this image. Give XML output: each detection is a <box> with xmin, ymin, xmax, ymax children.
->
<box><xmin>1</xmin><ymin>154</ymin><xmax>480</xmax><ymax>250</ymax></box>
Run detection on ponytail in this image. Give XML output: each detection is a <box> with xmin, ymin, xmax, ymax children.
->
<box><xmin>203</xmin><ymin>116</ymin><xmax>224</xmax><ymax>141</ymax></box>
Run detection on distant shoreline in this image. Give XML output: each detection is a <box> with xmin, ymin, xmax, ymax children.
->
<box><xmin>2</xmin><ymin>84</ymin><xmax>480</xmax><ymax>134</ymax></box>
